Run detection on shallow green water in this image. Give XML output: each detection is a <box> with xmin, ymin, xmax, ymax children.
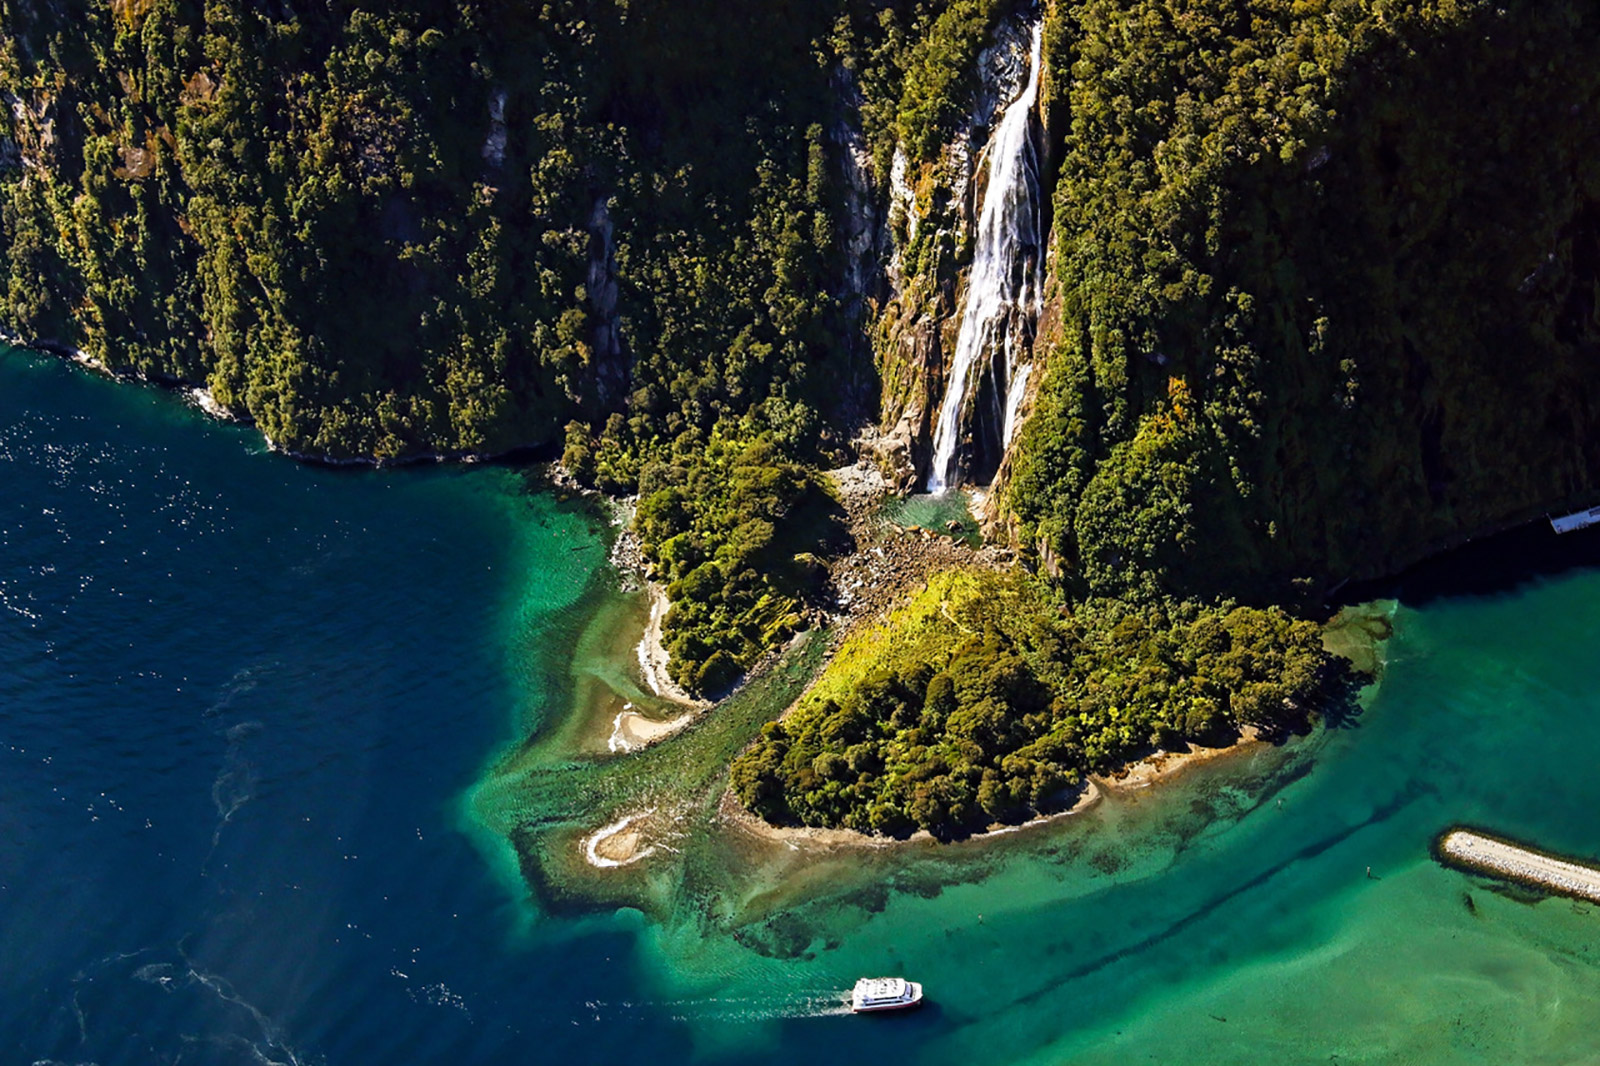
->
<box><xmin>475</xmin><ymin>549</ymin><xmax>1600</xmax><ymax>1064</ymax></box>
<box><xmin>881</xmin><ymin>491</ymin><xmax>980</xmax><ymax>543</ymax></box>
<box><xmin>13</xmin><ymin>344</ymin><xmax>1600</xmax><ymax>1064</ymax></box>
<box><xmin>1027</xmin><ymin>585</ymin><xmax>1600</xmax><ymax>1065</ymax></box>
<box><xmin>485</xmin><ymin>546</ymin><xmax>1600</xmax><ymax>1064</ymax></box>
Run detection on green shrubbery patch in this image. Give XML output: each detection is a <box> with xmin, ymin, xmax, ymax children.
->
<box><xmin>732</xmin><ymin>569</ymin><xmax>1341</xmax><ymax>836</ymax></box>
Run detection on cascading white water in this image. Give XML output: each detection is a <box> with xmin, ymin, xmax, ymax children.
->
<box><xmin>1001</xmin><ymin>361</ymin><xmax>1031</xmax><ymax>445</ymax></box>
<box><xmin>925</xmin><ymin>23</ymin><xmax>1045</xmax><ymax>494</ymax></box>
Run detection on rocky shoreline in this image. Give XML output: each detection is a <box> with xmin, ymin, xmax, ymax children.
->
<box><xmin>636</xmin><ymin>582</ymin><xmax>700</xmax><ymax>706</ymax></box>
<box><xmin>579</xmin><ymin>731</ymin><xmax>1270</xmax><ymax>868</ymax></box>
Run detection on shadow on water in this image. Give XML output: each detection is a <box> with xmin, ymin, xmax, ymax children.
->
<box><xmin>751</xmin><ymin>997</ymin><xmax>949</xmax><ymax>1066</ymax></box>
<box><xmin>1333</xmin><ymin>514</ymin><xmax>1600</xmax><ymax>608</ymax></box>
<box><xmin>1317</xmin><ymin>669</ymin><xmax>1371</xmax><ymax>731</ymax></box>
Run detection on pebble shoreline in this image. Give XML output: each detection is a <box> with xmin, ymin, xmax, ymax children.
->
<box><xmin>1437</xmin><ymin>828</ymin><xmax>1600</xmax><ymax>903</ymax></box>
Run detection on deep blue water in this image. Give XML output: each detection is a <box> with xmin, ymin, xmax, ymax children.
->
<box><xmin>0</xmin><ymin>351</ymin><xmax>649</xmax><ymax>1065</ymax></box>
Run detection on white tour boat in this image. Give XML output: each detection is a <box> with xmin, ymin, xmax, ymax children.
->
<box><xmin>851</xmin><ymin>976</ymin><xmax>924</xmax><ymax>1013</ymax></box>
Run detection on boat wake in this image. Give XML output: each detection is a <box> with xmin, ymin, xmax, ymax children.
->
<box><xmin>575</xmin><ymin>990</ymin><xmax>854</xmax><ymax>1025</ymax></box>
<box><xmin>201</xmin><ymin>662</ymin><xmax>280</xmax><ymax>872</ymax></box>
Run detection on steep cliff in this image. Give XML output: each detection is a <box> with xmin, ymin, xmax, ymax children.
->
<box><xmin>1005</xmin><ymin>0</ymin><xmax>1600</xmax><ymax>603</ymax></box>
<box><xmin>0</xmin><ymin>0</ymin><xmax>860</xmax><ymax>461</ymax></box>
<box><xmin>868</xmin><ymin>12</ymin><xmax>1056</xmax><ymax>490</ymax></box>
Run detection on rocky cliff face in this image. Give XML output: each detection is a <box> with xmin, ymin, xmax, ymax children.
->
<box><xmin>864</xmin><ymin>12</ymin><xmax>1054</xmax><ymax>492</ymax></box>
<box><xmin>9</xmin><ymin>0</ymin><xmax>1600</xmax><ymax>614</ymax></box>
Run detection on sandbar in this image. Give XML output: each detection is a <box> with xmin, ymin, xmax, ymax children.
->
<box><xmin>607</xmin><ymin>707</ymin><xmax>696</xmax><ymax>753</ymax></box>
<box><xmin>583</xmin><ymin>809</ymin><xmax>659</xmax><ymax>868</ymax></box>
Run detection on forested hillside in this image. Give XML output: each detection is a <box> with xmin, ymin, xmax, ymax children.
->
<box><xmin>1007</xmin><ymin>0</ymin><xmax>1600</xmax><ymax>602</ymax></box>
<box><xmin>732</xmin><ymin>569</ymin><xmax>1328</xmax><ymax>835</ymax></box>
<box><xmin>5</xmin><ymin>0</ymin><xmax>1599</xmax><ymax>831</ymax></box>
<box><xmin>0</xmin><ymin>0</ymin><xmax>862</xmax><ymax>460</ymax></box>
<box><xmin>0</xmin><ymin>0</ymin><xmax>1007</xmax><ymax>693</ymax></box>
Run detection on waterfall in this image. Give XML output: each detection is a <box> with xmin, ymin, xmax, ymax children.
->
<box><xmin>1002</xmin><ymin>361</ymin><xmax>1031</xmax><ymax>445</ymax></box>
<box><xmin>925</xmin><ymin>23</ymin><xmax>1045</xmax><ymax>494</ymax></box>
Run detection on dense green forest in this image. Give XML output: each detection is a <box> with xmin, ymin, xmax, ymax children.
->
<box><xmin>4</xmin><ymin>0</ymin><xmax>1598</xmax><ymax>832</ymax></box>
<box><xmin>0</xmin><ymin>0</ymin><xmax>993</xmax><ymax>690</ymax></box>
<box><xmin>1007</xmin><ymin>0</ymin><xmax>1600</xmax><ymax>602</ymax></box>
<box><xmin>0</xmin><ymin>0</ymin><xmax>860</xmax><ymax>461</ymax></box>
<box><xmin>731</xmin><ymin>569</ymin><xmax>1332</xmax><ymax>835</ymax></box>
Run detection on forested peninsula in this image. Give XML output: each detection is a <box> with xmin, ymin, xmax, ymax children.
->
<box><xmin>5</xmin><ymin>0</ymin><xmax>1598</xmax><ymax>836</ymax></box>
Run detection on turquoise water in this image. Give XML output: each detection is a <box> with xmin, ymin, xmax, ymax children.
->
<box><xmin>881</xmin><ymin>491</ymin><xmax>980</xmax><ymax>544</ymax></box>
<box><xmin>9</xmin><ymin>346</ymin><xmax>1600</xmax><ymax>1064</ymax></box>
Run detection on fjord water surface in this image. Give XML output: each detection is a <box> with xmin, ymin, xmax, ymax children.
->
<box><xmin>8</xmin><ymin>347</ymin><xmax>1600</xmax><ymax>1065</ymax></box>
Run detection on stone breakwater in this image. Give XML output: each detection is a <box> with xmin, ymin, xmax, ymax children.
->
<box><xmin>1436</xmin><ymin>828</ymin><xmax>1600</xmax><ymax>903</ymax></box>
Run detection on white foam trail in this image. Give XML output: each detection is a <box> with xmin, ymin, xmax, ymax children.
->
<box><xmin>187</xmin><ymin>966</ymin><xmax>305</xmax><ymax>1066</ymax></box>
<box><xmin>208</xmin><ymin>721</ymin><xmax>262</xmax><ymax>857</ymax></box>
<box><xmin>134</xmin><ymin>961</ymin><xmax>178</xmax><ymax>987</ymax></box>
<box><xmin>122</xmin><ymin>952</ymin><xmax>306</xmax><ymax>1066</ymax></box>
<box><xmin>70</xmin><ymin>988</ymin><xmax>87</xmax><ymax>1044</ymax></box>
<box><xmin>581</xmin><ymin>990</ymin><xmax>855</xmax><ymax>1025</ymax></box>
<box><xmin>607</xmin><ymin>712</ymin><xmax>635</xmax><ymax>754</ymax></box>
<box><xmin>927</xmin><ymin>23</ymin><xmax>1045</xmax><ymax>493</ymax></box>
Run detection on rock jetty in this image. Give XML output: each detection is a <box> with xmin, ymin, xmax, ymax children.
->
<box><xmin>1435</xmin><ymin>828</ymin><xmax>1600</xmax><ymax>903</ymax></box>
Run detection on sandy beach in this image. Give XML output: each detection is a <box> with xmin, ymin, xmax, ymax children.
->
<box><xmin>637</xmin><ymin>582</ymin><xmax>701</xmax><ymax>706</ymax></box>
<box><xmin>607</xmin><ymin>706</ymin><xmax>696</xmax><ymax>753</ymax></box>
<box><xmin>574</xmin><ymin>582</ymin><xmax>705</xmax><ymax>756</ymax></box>
<box><xmin>1095</xmin><ymin>729</ymin><xmax>1264</xmax><ymax>792</ymax></box>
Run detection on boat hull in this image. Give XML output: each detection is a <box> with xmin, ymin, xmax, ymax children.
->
<box><xmin>851</xmin><ymin>981</ymin><xmax>924</xmax><ymax>1013</ymax></box>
